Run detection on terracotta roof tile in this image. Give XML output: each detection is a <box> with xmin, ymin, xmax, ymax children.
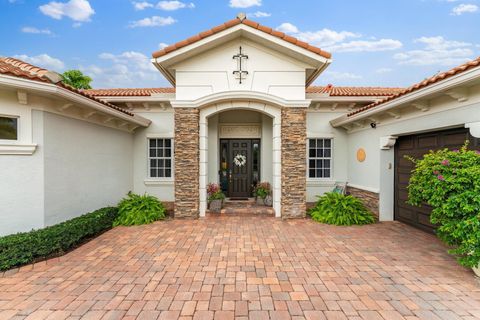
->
<box><xmin>306</xmin><ymin>85</ymin><xmax>404</xmax><ymax>97</ymax></box>
<box><xmin>84</xmin><ymin>87</ymin><xmax>175</xmax><ymax>96</ymax></box>
<box><xmin>0</xmin><ymin>57</ymin><xmax>133</xmax><ymax>116</ymax></box>
<box><xmin>151</xmin><ymin>16</ymin><xmax>332</xmax><ymax>60</ymax></box>
<box><xmin>347</xmin><ymin>56</ymin><xmax>480</xmax><ymax>117</ymax></box>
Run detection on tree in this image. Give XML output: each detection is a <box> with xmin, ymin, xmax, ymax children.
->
<box><xmin>61</xmin><ymin>70</ymin><xmax>92</xmax><ymax>89</ymax></box>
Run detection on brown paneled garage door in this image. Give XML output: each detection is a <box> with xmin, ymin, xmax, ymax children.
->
<box><xmin>394</xmin><ymin>127</ymin><xmax>478</xmax><ymax>233</ymax></box>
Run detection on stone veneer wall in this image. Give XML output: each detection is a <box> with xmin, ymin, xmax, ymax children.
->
<box><xmin>347</xmin><ymin>186</ymin><xmax>379</xmax><ymax>219</ymax></box>
<box><xmin>281</xmin><ymin>107</ymin><xmax>307</xmax><ymax>218</ymax></box>
<box><xmin>174</xmin><ymin>108</ymin><xmax>199</xmax><ymax>218</ymax></box>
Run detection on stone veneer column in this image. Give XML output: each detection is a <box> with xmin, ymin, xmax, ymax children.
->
<box><xmin>281</xmin><ymin>107</ymin><xmax>307</xmax><ymax>218</ymax></box>
<box><xmin>174</xmin><ymin>108</ymin><xmax>200</xmax><ymax>218</ymax></box>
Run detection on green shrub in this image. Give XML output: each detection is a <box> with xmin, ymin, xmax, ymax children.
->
<box><xmin>0</xmin><ymin>207</ymin><xmax>118</xmax><ymax>271</ymax></box>
<box><xmin>309</xmin><ymin>192</ymin><xmax>375</xmax><ymax>226</ymax></box>
<box><xmin>407</xmin><ymin>142</ymin><xmax>480</xmax><ymax>268</ymax></box>
<box><xmin>114</xmin><ymin>192</ymin><xmax>166</xmax><ymax>226</ymax></box>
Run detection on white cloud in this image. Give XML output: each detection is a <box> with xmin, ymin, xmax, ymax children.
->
<box><xmin>39</xmin><ymin>0</ymin><xmax>95</xmax><ymax>22</ymax></box>
<box><xmin>82</xmin><ymin>51</ymin><xmax>160</xmax><ymax>87</ymax></box>
<box><xmin>276</xmin><ymin>22</ymin><xmax>402</xmax><ymax>53</ymax></box>
<box><xmin>451</xmin><ymin>3</ymin><xmax>478</xmax><ymax>15</ymax></box>
<box><xmin>229</xmin><ymin>0</ymin><xmax>261</xmax><ymax>8</ymax></box>
<box><xmin>375</xmin><ymin>67</ymin><xmax>393</xmax><ymax>74</ymax></box>
<box><xmin>158</xmin><ymin>42</ymin><xmax>169</xmax><ymax>49</ymax></box>
<box><xmin>156</xmin><ymin>1</ymin><xmax>194</xmax><ymax>10</ymax></box>
<box><xmin>327</xmin><ymin>39</ymin><xmax>403</xmax><ymax>52</ymax></box>
<box><xmin>21</xmin><ymin>27</ymin><xmax>53</xmax><ymax>35</ymax></box>
<box><xmin>128</xmin><ymin>16</ymin><xmax>176</xmax><ymax>28</ymax></box>
<box><xmin>394</xmin><ymin>36</ymin><xmax>474</xmax><ymax>66</ymax></box>
<box><xmin>249</xmin><ymin>11</ymin><xmax>270</xmax><ymax>18</ymax></box>
<box><xmin>132</xmin><ymin>1</ymin><xmax>153</xmax><ymax>10</ymax></box>
<box><xmin>323</xmin><ymin>71</ymin><xmax>362</xmax><ymax>80</ymax></box>
<box><xmin>276</xmin><ymin>23</ymin><xmax>299</xmax><ymax>34</ymax></box>
<box><xmin>13</xmin><ymin>54</ymin><xmax>65</xmax><ymax>71</ymax></box>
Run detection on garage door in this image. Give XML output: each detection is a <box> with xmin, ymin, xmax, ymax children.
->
<box><xmin>394</xmin><ymin>128</ymin><xmax>478</xmax><ymax>233</ymax></box>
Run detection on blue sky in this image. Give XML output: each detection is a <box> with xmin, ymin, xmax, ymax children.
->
<box><xmin>1</xmin><ymin>0</ymin><xmax>479</xmax><ymax>88</ymax></box>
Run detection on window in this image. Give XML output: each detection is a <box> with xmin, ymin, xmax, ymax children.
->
<box><xmin>0</xmin><ymin>116</ymin><xmax>18</xmax><ymax>140</ymax></box>
<box><xmin>308</xmin><ymin>138</ymin><xmax>332</xmax><ymax>178</ymax></box>
<box><xmin>148</xmin><ymin>138</ymin><xmax>173</xmax><ymax>178</ymax></box>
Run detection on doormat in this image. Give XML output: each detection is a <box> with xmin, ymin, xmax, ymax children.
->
<box><xmin>229</xmin><ymin>197</ymin><xmax>249</xmax><ymax>201</ymax></box>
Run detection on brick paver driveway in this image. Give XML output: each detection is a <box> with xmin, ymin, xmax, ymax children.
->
<box><xmin>1</xmin><ymin>215</ymin><xmax>479</xmax><ymax>320</ymax></box>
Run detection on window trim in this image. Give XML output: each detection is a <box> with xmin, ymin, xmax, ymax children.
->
<box><xmin>306</xmin><ymin>137</ymin><xmax>334</xmax><ymax>180</ymax></box>
<box><xmin>146</xmin><ymin>136</ymin><xmax>174</xmax><ymax>181</ymax></box>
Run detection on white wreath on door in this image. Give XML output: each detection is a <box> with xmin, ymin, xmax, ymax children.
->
<box><xmin>233</xmin><ymin>154</ymin><xmax>247</xmax><ymax>167</ymax></box>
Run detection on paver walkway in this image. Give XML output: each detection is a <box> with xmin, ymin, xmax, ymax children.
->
<box><xmin>1</xmin><ymin>214</ymin><xmax>479</xmax><ymax>320</ymax></box>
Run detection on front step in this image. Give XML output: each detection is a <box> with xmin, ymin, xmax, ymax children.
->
<box><xmin>208</xmin><ymin>198</ymin><xmax>275</xmax><ymax>216</ymax></box>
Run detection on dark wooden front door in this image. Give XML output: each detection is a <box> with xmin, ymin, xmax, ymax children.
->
<box><xmin>229</xmin><ymin>140</ymin><xmax>252</xmax><ymax>198</ymax></box>
<box><xmin>394</xmin><ymin>127</ymin><xmax>478</xmax><ymax>233</ymax></box>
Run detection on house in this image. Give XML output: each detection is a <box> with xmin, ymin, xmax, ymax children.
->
<box><xmin>1</xmin><ymin>14</ymin><xmax>479</xmax><ymax>236</ymax></box>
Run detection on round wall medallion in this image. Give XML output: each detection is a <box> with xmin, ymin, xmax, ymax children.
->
<box><xmin>357</xmin><ymin>148</ymin><xmax>366</xmax><ymax>162</ymax></box>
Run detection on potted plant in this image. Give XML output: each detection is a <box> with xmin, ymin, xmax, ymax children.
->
<box><xmin>207</xmin><ymin>183</ymin><xmax>225</xmax><ymax>213</ymax></box>
<box><xmin>406</xmin><ymin>142</ymin><xmax>480</xmax><ymax>276</ymax></box>
<box><xmin>254</xmin><ymin>182</ymin><xmax>272</xmax><ymax>206</ymax></box>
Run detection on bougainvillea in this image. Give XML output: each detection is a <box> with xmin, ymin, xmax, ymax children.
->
<box><xmin>407</xmin><ymin>142</ymin><xmax>480</xmax><ymax>268</ymax></box>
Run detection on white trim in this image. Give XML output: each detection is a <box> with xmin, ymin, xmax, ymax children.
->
<box><xmin>146</xmin><ymin>132</ymin><xmax>175</xmax><ymax>139</ymax></box>
<box><xmin>0</xmin><ymin>75</ymin><xmax>151</xmax><ymax>127</ymax></box>
<box><xmin>171</xmin><ymin>90</ymin><xmax>311</xmax><ymax>109</ymax></box>
<box><xmin>306</xmin><ymin>179</ymin><xmax>336</xmax><ymax>187</ymax></box>
<box><xmin>146</xmin><ymin>137</ymin><xmax>175</xmax><ymax>180</ymax></box>
<box><xmin>144</xmin><ymin>179</ymin><xmax>174</xmax><ymax>186</ymax></box>
<box><xmin>0</xmin><ymin>143</ymin><xmax>37</xmax><ymax>155</ymax></box>
<box><xmin>152</xmin><ymin>24</ymin><xmax>331</xmax><ymax>86</ymax></box>
<box><xmin>306</xmin><ymin>137</ymin><xmax>334</xmax><ymax>180</ymax></box>
<box><xmin>198</xmin><ymin>100</ymin><xmax>282</xmax><ymax>218</ymax></box>
<box><xmin>330</xmin><ymin>66</ymin><xmax>480</xmax><ymax>127</ymax></box>
<box><xmin>348</xmin><ymin>183</ymin><xmax>380</xmax><ymax>194</ymax></box>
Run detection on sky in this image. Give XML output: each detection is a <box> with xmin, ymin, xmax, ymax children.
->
<box><xmin>1</xmin><ymin>0</ymin><xmax>479</xmax><ymax>89</ymax></box>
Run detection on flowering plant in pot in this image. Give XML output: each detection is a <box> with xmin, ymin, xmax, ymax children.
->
<box><xmin>406</xmin><ymin>142</ymin><xmax>480</xmax><ymax>276</ymax></box>
<box><xmin>254</xmin><ymin>182</ymin><xmax>272</xmax><ymax>206</ymax></box>
<box><xmin>207</xmin><ymin>183</ymin><xmax>225</xmax><ymax>213</ymax></box>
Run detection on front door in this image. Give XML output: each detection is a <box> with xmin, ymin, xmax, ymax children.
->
<box><xmin>229</xmin><ymin>140</ymin><xmax>252</xmax><ymax>198</ymax></box>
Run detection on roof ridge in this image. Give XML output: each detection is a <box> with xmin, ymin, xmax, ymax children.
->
<box><xmin>348</xmin><ymin>56</ymin><xmax>480</xmax><ymax>117</ymax></box>
<box><xmin>151</xmin><ymin>16</ymin><xmax>331</xmax><ymax>60</ymax></box>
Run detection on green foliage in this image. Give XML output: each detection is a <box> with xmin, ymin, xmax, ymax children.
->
<box><xmin>254</xmin><ymin>182</ymin><xmax>271</xmax><ymax>199</ymax></box>
<box><xmin>0</xmin><ymin>207</ymin><xmax>118</xmax><ymax>271</ymax></box>
<box><xmin>61</xmin><ymin>70</ymin><xmax>92</xmax><ymax>89</ymax></box>
<box><xmin>309</xmin><ymin>192</ymin><xmax>375</xmax><ymax>226</ymax></box>
<box><xmin>407</xmin><ymin>142</ymin><xmax>480</xmax><ymax>268</ymax></box>
<box><xmin>114</xmin><ymin>192</ymin><xmax>166</xmax><ymax>226</ymax></box>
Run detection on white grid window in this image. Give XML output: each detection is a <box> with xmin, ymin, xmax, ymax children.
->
<box><xmin>148</xmin><ymin>138</ymin><xmax>173</xmax><ymax>178</ymax></box>
<box><xmin>308</xmin><ymin>138</ymin><xmax>332</xmax><ymax>178</ymax></box>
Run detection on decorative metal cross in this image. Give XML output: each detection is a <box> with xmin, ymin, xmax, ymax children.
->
<box><xmin>233</xmin><ymin>46</ymin><xmax>248</xmax><ymax>84</ymax></box>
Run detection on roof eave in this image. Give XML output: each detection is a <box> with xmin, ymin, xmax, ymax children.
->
<box><xmin>330</xmin><ymin>66</ymin><xmax>480</xmax><ymax>128</ymax></box>
<box><xmin>0</xmin><ymin>74</ymin><xmax>151</xmax><ymax>127</ymax></box>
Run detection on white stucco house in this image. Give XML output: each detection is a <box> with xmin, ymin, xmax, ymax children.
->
<box><xmin>1</xmin><ymin>14</ymin><xmax>479</xmax><ymax>236</ymax></box>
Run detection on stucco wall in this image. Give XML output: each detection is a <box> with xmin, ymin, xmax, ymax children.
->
<box><xmin>133</xmin><ymin>111</ymin><xmax>175</xmax><ymax>201</ymax></box>
<box><xmin>173</xmin><ymin>38</ymin><xmax>308</xmax><ymax>101</ymax></box>
<box><xmin>305</xmin><ymin>111</ymin><xmax>349</xmax><ymax>202</ymax></box>
<box><xmin>0</xmin><ymin>107</ymin><xmax>45</xmax><ymax>236</ymax></box>
<box><xmin>43</xmin><ymin>112</ymin><xmax>133</xmax><ymax>226</ymax></box>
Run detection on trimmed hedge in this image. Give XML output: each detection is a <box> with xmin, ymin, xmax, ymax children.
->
<box><xmin>0</xmin><ymin>207</ymin><xmax>118</xmax><ymax>271</ymax></box>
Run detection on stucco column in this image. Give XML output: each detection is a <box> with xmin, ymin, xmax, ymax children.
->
<box><xmin>174</xmin><ymin>108</ymin><xmax>200</xmax><ymax>218</ymax></box>
<box><xmin>281</xmin><ymin>107</ymin><xmax>307</xmax><ymax>218</ymax></box>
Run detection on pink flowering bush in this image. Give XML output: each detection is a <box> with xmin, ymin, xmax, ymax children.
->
<box><xmin>407</xmin><ymin>142</ymin><xmax>480</xmax><ymax>268</ymax></box>
<box><xmin>207</xmin><ymin>183</ymin><xmax>225</xmax><ymax>202</ymax></box>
